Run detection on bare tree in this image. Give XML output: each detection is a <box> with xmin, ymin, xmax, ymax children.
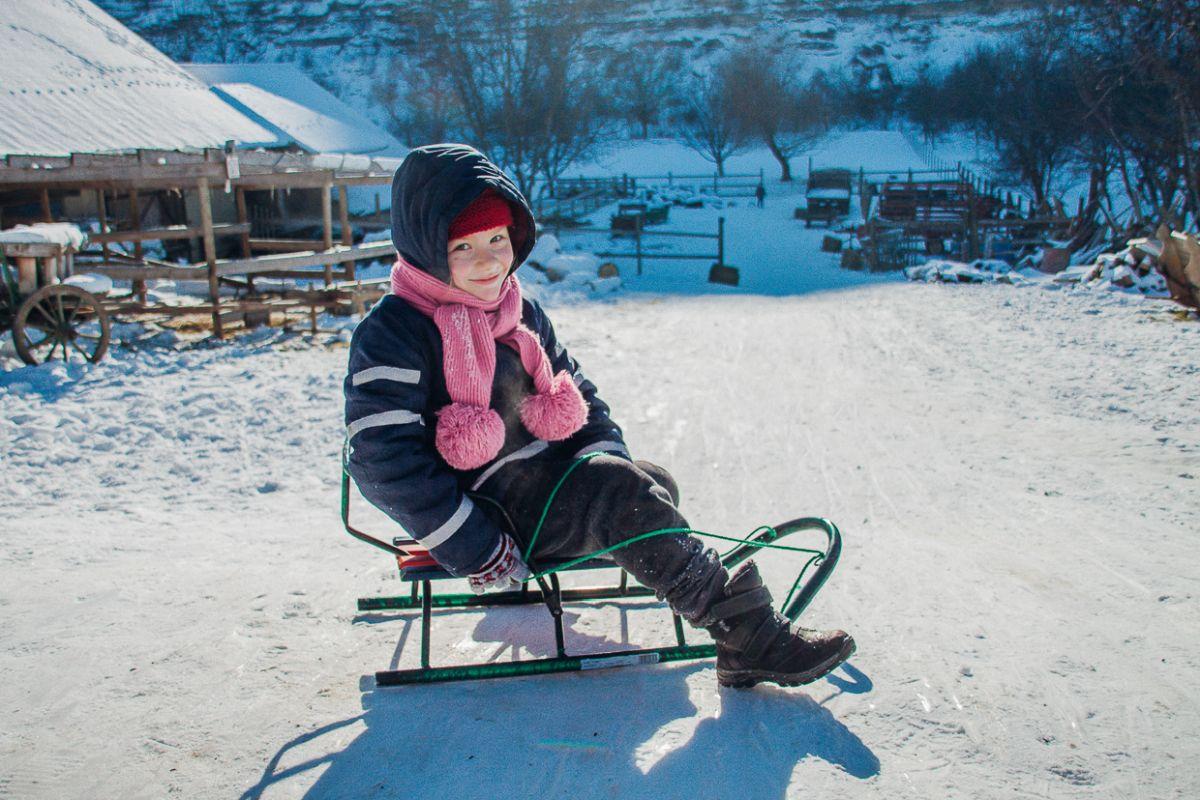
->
<box><xmin>1073</xmin><ymin>0</ymin><xmax>1200</xmax><ymax>228</ymax></box>
<box><xmin>373</xmin><ymin>57</ymin><xmax>460</xmax><ymax>146</ymax></box>
<box><xmin>417</xmin><ymin>0</ymin><xmax>607</xmax><ymax>198</ymax></box>
<box><xmin>675</xmin><ymin>68</ymin><xmax>746</xmax><ymax>177</ymax></box>
<box><xmin>607</xmin><ymin>46</ymin><xmax>682</xmax><ymax>138</ymax></box>
<box><xmin>903</xmin><ymin>65</ymin><xmax>952</xmax><ymax>143</ymax></box>
<box><xmin>522</xmin><ymin>8</ymin><xmax>611</xmax><ymax>195</ymax></box>
<box><xmin>937</xmin><ymin>24</ymin><xmax>1083</xmax><ymax>208</ymax></box>
<box><xmin>723</xmin><ymin>49</ymin><xmax>831</xmax><ymax>181</ymax></box>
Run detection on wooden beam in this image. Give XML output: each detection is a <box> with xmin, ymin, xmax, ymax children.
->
<box><xmin>338</xmin><ymin>184</ymin><xmax>354</xmax><ymax>280</ymax></box>
<box><xmin>326</xmin><ymin>174</ymin><xmax>395</xmax><ymax>187</ymax></box>
<box><xmin>233</xmin><ymin>170</ymin><xmax>337</xmax><ymax>190</ymax></box>
<box><xmin>230</xmin><ymin>269</ymin><xmax>340</xmax><ymax>280</ymax></box>
<box><xmin>0</xmin><ymin>161</ymin><xmax>226</xmax><ymax>189</ymax></box>
<box><xmin>4</xmin><ymin>154</ymin><xmax>73</xmax><ymax>169</ymax></box>
<box><xmin>234</xmin><ymin>187</ymin><xmax>252</xmax><ymax>259</ymax></box>
<box><xmin>70</xmin><ymin>262</ymin><xmax>208</xmax><ymax>280</ymax></box>
<box><xmin>102</xmin><ymin>299</ymin><xmax>340</xmax><ymax>317</ymax></box>
<box><xmin>95</xmin><ymin>189</ymin><xmax>110</xmax><ymax>260</ymax></box>
<box><xmin>231</xmin><ymin>171</ymin><xmax>394</xmax><ymax>190</ymax></box>
<box><xmin>197</xmin><ymin>177</ymin><xmax>223</xmax><ymax>338</ymax></box>
<box><xmin>39</xmin><ymin>188</ymin><xmax>52</xmax><ymax>222</ymax></box>
<box><xmin>128</xmin><ymin>187</ymin><xmax>145</xmax><ymax>300</ymax></box>
<box><xmin>976</xmin><ymin>217</ymin><xmax>1075</xmax><ymax>229</ymax></box>
<box><xmin>87</xmin><ymin>222</ymin><xmax>251</xmax><ymax>244</ymax></box>
<box><xmin>0</xmin><ymin>241</ymin><xmax>65</xmax><ymax>258</ymax></box>
<box><xmin>128</xmin><ymin>188</ymin><xmax>143</xmax><ymax>261</ymax></box>
<box><xmin>213</xmin><ymin>240</ymin><xmax>396</xmax><ymax>277</ymax></box>
<box><xmin>248</xmin><ymin>238</ymin><xmax>328</xmax><ymax>252</ymax></box>
<box><xmin>322</xmin><ymin>179</ymin><xmax>334</xmax><ymax>286</ymax></box>
<box><xmin>337</xmin><ymin>185</ymin><xmax>353</xmax><ymax>246</ymax></box>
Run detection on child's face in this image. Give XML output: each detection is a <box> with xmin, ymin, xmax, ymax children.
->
<box><xmin>447</xmin><ymin>225</ymin><xmax>513</xmax><ymax>301</ymax></box>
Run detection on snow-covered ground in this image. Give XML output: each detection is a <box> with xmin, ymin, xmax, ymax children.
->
<box><xmin>3</xmin><ymin>139</ymin><xmax>1199</xmax><ymax>799</ymax></box>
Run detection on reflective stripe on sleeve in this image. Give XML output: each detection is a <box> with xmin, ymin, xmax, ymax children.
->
<box><xmin>346</xmin><ymin>409</ymin><xmax>424</xmax><ymax>439</ymax></box>
<box><xmin>421</xmin><ymin>496</ymin><xmax>474</xmax><ymax>550</ymax></box>
<box><xmin>352</xmin><ymin>366</ymin><xmax>421</xmax><ymax>386</ymax></box>
<box><xmin>573</xmin><ymin>440</ymin><xmax>629</xmax><ymax>459</ymax></box>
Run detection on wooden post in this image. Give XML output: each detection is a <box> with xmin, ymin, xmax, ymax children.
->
<box><xmin>717</xmin><ymin>216</ymin><xmax>725</xmax><ymax>267</ymax></box>
<box><xmin>127</xmin><ymin>189</ymin><xmax>143</xmax><ymax>261</ymax></box>
<box><xmin>197</xmin><ymin>177</ymin><xmax>223</xmax><ymax>338</ymax></box>
<box><xmin>15</xmin><ymin>257</ymin><xmax>37</xmax><ymax>293</ymax></box>
<box><xmin>322</xmin><ymin>180</ymin><xmax>334</xmax><ymax>287</ymax></box>
<box><xmin>966</xmin><ymin>182</ymin><xmax>978</xmax><ymax>260</ymax></box>
<box><xmin>40</xmin><ymin>189</ymin><xmax>53</xmax><ymax>222</ymax></box>
<box><xmin>337</xmin><ymin>185</ymin><xmax>352</xmax><ymax>247</ymax></box>
<box><xmin>234</xmin><ymin>187</ymin><xmax>255</xmax><ymax>292</ymax></box>
<box><xmin>634</xmin><ymin>215</ymin><xmax>643</xmax><ymax>276</ymax></box>
<box><xmin>38</xmin><ymin>252</ymin><xmax>56</xmax><ymax>287</ymax></box>
<box><xmin>129</xmin><ymin>188</ymin><xmax>146</xmax><ymax>301</ymax></box>
<box><xmin>338</xmin><ymin>184</ymin><xmax>354</xmax><ymax>280</ymax></box>
<box><xmin>234</xmin><ymin>188</ymin><xmax>252</xmax><ymax>258</ymax></box>
<box><xmin>96</xmin><ymin>189</ymin><xmax>110</xmax><ymax>261</ymax></box>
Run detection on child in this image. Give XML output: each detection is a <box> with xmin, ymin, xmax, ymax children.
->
<box><xmin>344</xmin><ymin>143</ymin><xmax>855</xmax><ymax>687</ymax></box>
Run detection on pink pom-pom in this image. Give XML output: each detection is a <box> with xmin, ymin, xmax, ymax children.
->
<box><xmin>520</xmin><ymin>371</ymin><xmax>588</xmax><ymax>441</ymax></box>
<box><xmin>435</xmin><ymin>403</ymin><xmax>505</xmax><ymax>470</ymax></box>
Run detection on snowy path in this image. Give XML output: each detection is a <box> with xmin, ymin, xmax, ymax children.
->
<box><xmin>2</xmin><ymin>282</ymin><xmax>1198</xmax><ymax>798</ymax></box>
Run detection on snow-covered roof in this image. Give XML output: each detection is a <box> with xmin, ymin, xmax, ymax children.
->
<box><xmin>807</xmin><ymin>188</ymin><xmax>852</xmax><ymax>200</ymax></box>
<box><xmin>184</xmin><ymin>63</ymin><xmax>406</xmax><ymax>157</ymax></box>
<box><xmin>0</xmin><ymin>0</ymin><xmax>279</xmax><ymax>157</ymax></box>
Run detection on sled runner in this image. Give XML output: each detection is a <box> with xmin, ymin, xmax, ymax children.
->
<box><xmin>342</xmin><ymin>447</ymin><xmax>845</xmax><ymax>686</ymax></box>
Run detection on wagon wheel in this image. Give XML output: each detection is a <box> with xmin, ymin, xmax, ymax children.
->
<box><xmin>12</xmin><ymin>284</ymin><xmax>111</xmax><ymax>366</ymax></box>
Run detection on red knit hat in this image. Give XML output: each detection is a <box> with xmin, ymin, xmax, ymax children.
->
<box><xmin>449</xmin><ymin>189</ymin><xmax>513</xmax><ymax>240</ymax></box>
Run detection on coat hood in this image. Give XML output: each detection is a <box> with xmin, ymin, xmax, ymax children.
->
<box><xmin>389</xmin><ymin>143</ymin><xmax>536</xmax><ymax>284</ymax></box>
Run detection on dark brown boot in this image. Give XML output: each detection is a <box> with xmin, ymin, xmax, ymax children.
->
<box><xmin>703</xmin><ymin>561</ymin><xmax>856</xmax><ymax>688</ymax></box>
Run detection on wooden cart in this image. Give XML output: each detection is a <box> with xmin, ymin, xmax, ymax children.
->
<box><xmin>800</xmin><ymin>169</ymin><xmax>853</xmax><ymax>227</ymax></box>
<box><xmin>610</xmin><ymin>201</ymin><xmax>669</xmax><ymax>233</ymax></box>
<box><xmin>1</xmin><ymin>239</ymin><xmax>111</xmax><ymax>366</ymax></box>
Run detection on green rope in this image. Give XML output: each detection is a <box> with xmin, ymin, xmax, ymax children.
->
<box><xmin>519</xmin><ymin>453</ymin><xmax>826</xmax><ymax>613</ymax></box>
<box><xmin>522</xmin><ymin>450</ymin><xmax>604</xmax><ymax>561</ymax></box>
<box><xmin>527</xmin><ymin>527</ymin><xmax>823</xmax><ymax>579</ymax></box>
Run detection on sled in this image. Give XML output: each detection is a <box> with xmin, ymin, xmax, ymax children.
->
<box><xmin>342</xmin><ymin>448</ymin><xmax>845</xmax><ymax>686</ymax></box>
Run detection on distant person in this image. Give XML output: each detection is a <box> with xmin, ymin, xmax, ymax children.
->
<box><xmin>755</xmin><ymin>182</ymin><xmax>766</xmax><ymax>208</ymax></box>
<box><xmin>343</xmin><ymin>144</ymin><xmax>855</xmax><ymax>688</ymax></box>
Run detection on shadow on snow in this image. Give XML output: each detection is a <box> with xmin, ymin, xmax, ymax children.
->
<box><xmin>240</xmin><ymin>608</ymin><xmax>879</xmax><ymax>800</ymax></box>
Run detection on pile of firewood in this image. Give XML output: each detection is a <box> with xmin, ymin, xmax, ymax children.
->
<box><xmin>1071</xmin><ymin>227</ymin><xmax>1199</xmax><ymax>307</ymax></box>
<box><xmin>1075</xmin><ymin>242</ymin><xmax>1167</xmax><ymax>295</ymax></box>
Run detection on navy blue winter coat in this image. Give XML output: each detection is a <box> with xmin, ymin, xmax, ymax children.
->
<box><xmin>343</xmin><ymin>144</ymin><xmax>628</xmax><ymax>576</ymax></box>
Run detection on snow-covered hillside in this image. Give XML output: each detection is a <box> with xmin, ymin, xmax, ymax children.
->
<box><xmin>2</xmin><ymin>157</ymin><xmax>1199</xmax><ymax>797</ymax></box>
<box><xmin>92</xmin><ymin>0</ymin><xmax>1041</xmax><ymax>135</ymax></box>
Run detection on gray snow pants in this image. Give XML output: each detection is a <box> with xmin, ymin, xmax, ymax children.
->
<box><xmin>476</xmin><ymin>454</ymin><xmax>728</xmax><ymax>624</ymax></box>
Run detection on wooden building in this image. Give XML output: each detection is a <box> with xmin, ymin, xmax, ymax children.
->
<box><xmin>0</xmin><ymin>0</ymin><xmax>401</xmax><ymax>337</ymax></box>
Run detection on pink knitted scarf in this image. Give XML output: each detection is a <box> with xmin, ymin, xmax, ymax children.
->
<box><xmin>390</xmin><ymin>258</ymin><xmax>587</xmax><ymax>470</ymax></box>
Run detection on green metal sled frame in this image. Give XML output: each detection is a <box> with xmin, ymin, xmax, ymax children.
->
<box><xmin>342</xmin><ymin>453</ymin><xmax>844</xmax><ymax>686</ymax></box>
